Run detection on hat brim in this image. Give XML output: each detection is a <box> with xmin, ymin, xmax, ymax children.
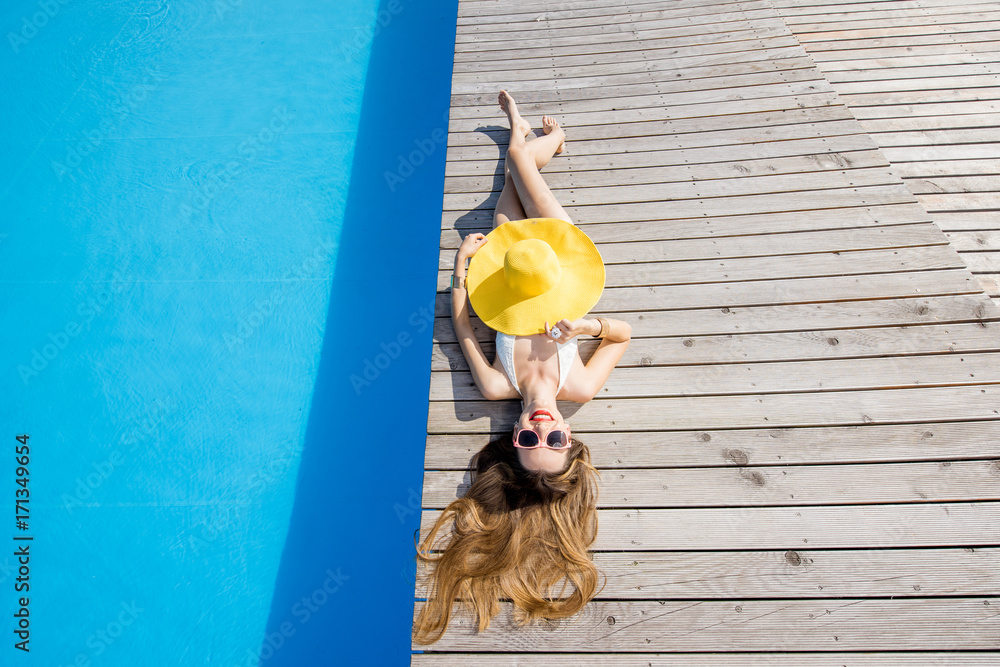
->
<box><xmin>467</xmin><ymin>218</ymin><xmax>605</xmax><ymax>336</ymax></box>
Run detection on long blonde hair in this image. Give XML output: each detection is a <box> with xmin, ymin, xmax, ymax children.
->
<box><xmin>413</xmin><ymin>434</ymin><xmax>601</xmax><ymax>644</ymax></box>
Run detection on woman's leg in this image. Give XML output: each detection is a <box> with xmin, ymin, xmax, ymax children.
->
<box><xmin>498</xmin><ymin>92</ymin><xmax>573</xmax><ymax>224</ymax></box>
<box><xmin>527</xmin><ymin>115</ymin><xmax>565</xmax><ymax>171</ymax></box>
<box><xmin>493</xmin><ymin>163</ymin><xmax>527</xmax><ymax>229</ymax></box>
<box><xmin>493</xmin><ymin>91</ymin><xmax>532</xmax><ymax>228</ymax></box>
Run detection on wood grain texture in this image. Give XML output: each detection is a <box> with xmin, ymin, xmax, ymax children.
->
<box><xmin>770</xmin><ymin>0</ymin><xmax>1000</xmax><ymax>294</ymax></box>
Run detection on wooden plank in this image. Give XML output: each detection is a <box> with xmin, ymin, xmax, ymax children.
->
<box><xmin>980</xmin><ymin>274</ymin><xmax>1000</xmax><ymax>296</ymax></box>
<box><xmin>788</xmin><ymin>11</ymin><xmax>1000</xmax><ymax>34</ymax></box>
<box><xmin>880</xmin><ymin>145</ymin><xmax>1000</xmax><ymax>162</ymax></box>
<box><xmin>449</xmin><ymin>105</ymin><xmax>858</xmax><ymax>149</ymax></box>
<box><xmin>414</xmin><ymin>652</ymin><xmax>1000</xmax><ymax>667</ymax></box>
<box><xmin>442</xmin><ymin>166</ymin><xmax>902</xmax><ymax>209</ymax></box>
<box><xmin>891</xmin><ymin>160</ymin><xmax>1000</xmax><ymax>178</ymax></box>
<box><xmin>448</xmin><ymin>68</ymin><xmax>828</xmax><ymax>109</ymax></box>
<box><xmin>457</xmin><ymin>0</ymin><xmax>749</xmax><ymax>18</ymax></box>
<box><xmin>456</xmin><ymin>7</ymin><xmax>783</xmax><ymax>40</ymax></box>
<box><xmin>452</xmin><ymin>37</ymin><xmax>802</xmax><ymax>74</ymax></box>
<box><xmin>909</xmin><ymin>177</ymin><xmax>1000</xmax><ymax>195</ymax></box>
<box><xmin>445</xmin><ymin>135</ymin><xmax>880</xmax><ymax>180</ymax></box>
<box><xmin>453</xmin><ymin>17</ymin><xmax>792</xmax><ymax>53</ymax></box>
<box><xmin>415</xmin><ymin>547</ymin><xmax>1000</xmax><ymax>598</ymax></box>
<box><xmin>794</xmin><ymin>32</ymin><xmax>1000</xmax><ymax>53</ymax></box>
<box><xmin>812</xmin><ymin>41</ymin><xmax>1000</xmax><ymax>64</ymax></box>
<box><xmin>446</xmin><ymin>79</ymin><xmax>836</xmax><ymax>122</ymax></box>
<box><xmin>422</xmin><ymin>460</ymin><xmax>1000</xmax><ymax>507</ymax></box>
<box><xmin>443</xmin><ymin>185</ymin><xmax>920</xmax><ymax>226</ymax></box>
<box><xmin>820</xmin><ymin>50</ymin><xmax>1000</xmax><ymax>69</ymax></box>
<box><xmin>413</xmin><ymin>598</ymin><xmax>1000</xmax><ymax>651</ymax></box>
<box><xmin>447</xmin><ymin>92</ymin><xmax>845</xmax><ymax>142</ymax></box>
<box><xmin>438</xmin><ymin>223</ymin><xmax>948</xmax><ymax>268</ymax></box>
<box><xmin>831</xmin><ymin>75</ymin><xmax>1000</xmax><ymax>96</ymax></box>
<box><xmin>437</xmin><ymin>245</ymin><xmax>967</xmax><ymax>291</ymax></box>
<box><xmin>452</xmin><ymin>25</ymin><xmax>796</xmax><ymax>63</ymax></box>
<box><xmin>433</xmin><ymin>270</ymin><xmax>981</xmax><ymax>317</ymax></box>
<box><xmin>795</xmin><ymin>22</ymin><xmax>1000</xmax><ymax>44</ymax></box>
<box><xmin>451</xmin><ymin>45</ymin><xmax>806</xmax><ymax>88</ymax></box>
<box><xmin>420</xmin><ymin>502</ymin><xmax>1000</xmax><ymax>550</ymax></box>
<box><xmin>770</xmin><ymin>0</ymin><xmax>1000</xmax><ymax>14</ymax></box>
<box><xmin>444</xmin><ymin>204</ymin><xmax>932</xmax><ymax>241</ymax></box>
<box><xmin>426</xmin><ymin>385</ymin><xmax>1000</xmax><ymax>432</ymax></box>
<box><xmin>854</xmin><ymin>100</ymin><xmax>1000</xmax><ymax>120</ymax></box>
<box><xmin>429</xmin><ymin>351</ymin><xmax>1000</xmax><ymax>401</ymax></box>
<box><xmin>457</xmin><ymin>0</ymin><xmax>771</xmax><ymax>23</ymax></box>
<box><xmin>839</xmin><ymin>89</ymin><xmax>1000</xmax><ymax>107</ymax></box>
<box><xmin>917</xmin><ymin>193</ymin><xmax>1000</xmax><ymax>211</ymax></box>
<box><xmin>431</xmin><ymin>293</ymin><xmax>998</xmax><ymax>343</ymax></box>
<box><xmin>457</xmin><ymin>7</ymin><xmax>781</xmax><ymax>39</ymax></box>
<box><xmin>430</xmin><ymin>321</ymin><xmax>1000</xmax><ymax>373</ymax></box>
<box><xmin>932</xmin><ymin>212</ymin><xmax>1000</xmax><ymax>230</ymax></box>
<box><xmin>444</xmin><ymin>150</ymin><xmax>890</xmax><ymax>193</ymax></box>
<box><xmin>422</xmin><ymin>421</ymin><xmax>1000</xmax><ymax>468</ymax></box>
<box><xmin>446</xmin><ymin>111</ymin><xmax>862</xmax><ymax>157</ymax></box>
<box><xmin>862</xmin><ymin>114</ymin><xmax>1000</xmax><ymax>133</ymax></box>
<box><xmin>456</xmin><ymin>6</ymin><xmax>785</xmax><ymax>34</ymax></box>
<box><xmin>776</xmin><ymin>1</ymin><xmax>1000</xmax><ymax>19</ymax></box>
<box><xmin>964</xmin><ymin>252</ymin><xmax>1000</xmax><ymax>273</ymax></box>
<box><xmin>826</xmin><ymin>63</ymin><xmax>1000</xmax><ymax>83</ymax></box>
<box><xmin>869</xmin><ymin>128</ymin><xmax>1000</xmax><ymax>147</ymax></box>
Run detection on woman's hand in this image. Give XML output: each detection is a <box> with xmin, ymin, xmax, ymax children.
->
<box><xmin>457</xmin><ymin>233</ymin><xmax>487</xmax><ymax>263</ymax></box>
<box><xmin>545</xmin><ymin>318</ymin><xmax>600</xmax><ymax>341</ymax></box>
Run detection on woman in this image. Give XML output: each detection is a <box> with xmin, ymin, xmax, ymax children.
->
<box><xmin>413</xmin><ymin>91</ymin><xmax>632</xmax><ymax>644</ymax></box>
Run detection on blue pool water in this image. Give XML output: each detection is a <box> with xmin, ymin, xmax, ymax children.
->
<box><xmin>1</xmin><ymin>0</ymin><xmax>456</xmax><ymax>664</ymax></box>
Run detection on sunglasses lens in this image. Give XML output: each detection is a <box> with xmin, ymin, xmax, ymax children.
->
<box><xmin>517</xmin><ymin>430</ymin><xmax>540</xmax><ymax>447</ymax></box>
<box><xmin>547</xmin><ymin>430</ymin><xmax>569</xmax><ymax>448</ymax></box>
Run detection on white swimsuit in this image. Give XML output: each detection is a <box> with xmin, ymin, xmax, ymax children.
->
<box><xmin>495</xmin><ymin>333</ymin><xmax>578</xmax><ymax>396</ymax></box>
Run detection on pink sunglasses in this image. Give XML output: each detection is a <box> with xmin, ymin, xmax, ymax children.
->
<box><xmin>512</xmin><ymin>422</ymin><xmax>572</xmax><ymax>450</ymax></box>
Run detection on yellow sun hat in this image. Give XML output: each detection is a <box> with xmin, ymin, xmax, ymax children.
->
<box><xmin>466</xmin><ymin>218</ymin><xmax>605</xmax><ymax>336</ymax></box>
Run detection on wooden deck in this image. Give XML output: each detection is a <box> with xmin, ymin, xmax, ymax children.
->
<box><xmin>770</xmin><ymin>0</ymin><xmax>1000</xmax><ymax>308</ymax></box>
<box><xmin>414</xmin><ymin>0</ymin><xmax>1000</xmax><ymax>663</ymax></box>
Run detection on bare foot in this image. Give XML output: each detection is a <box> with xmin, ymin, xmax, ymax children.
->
<box><xmin>542</xmin><ymin>115</ymin><xmax>566</xmax><ymax>154</ymax></box>
<box><xmin>499</xmin><ymin>90</ymin><xmax>531</xmax><ymax>139</ymax></box>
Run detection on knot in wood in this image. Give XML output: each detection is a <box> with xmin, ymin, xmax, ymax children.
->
<box><xmin>724</xmin><ymin>448</ymin><xmax>748</xmax><ymax>466</ymax></box>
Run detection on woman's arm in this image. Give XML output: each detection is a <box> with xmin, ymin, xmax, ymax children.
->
<box><xmin>451</xmin><ymin>235</ymin><xmax>519</xmax><ymax>400</ymax></box>
<box><xmin>552</xmin><ymin>317</ymin><xmax>631</xmax><ymax>402</ymax></box>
